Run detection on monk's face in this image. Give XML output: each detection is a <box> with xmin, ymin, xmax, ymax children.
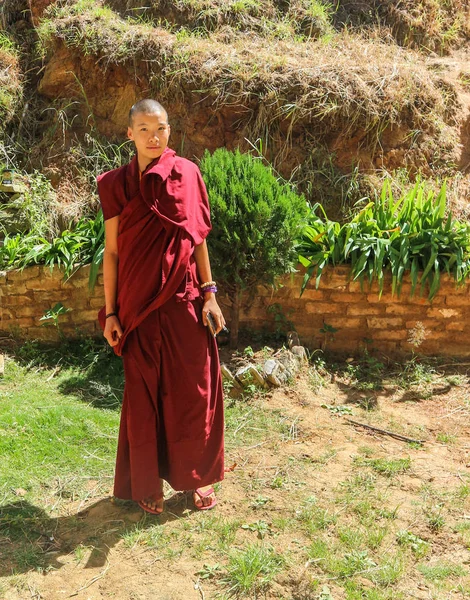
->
<box><xmin>127</xmin><ymin>111</ymin><xmax>171</xmax><ymax>163</ymax></box>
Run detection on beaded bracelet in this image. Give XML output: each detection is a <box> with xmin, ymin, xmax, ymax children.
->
<box><xmin>106</xmin><ymin>312</ymin><xmax>118</xmax><ymax>319</ymax></box>
<box><xmin>203</xmin><ymin>286</ymin><xmax>218</xmax><ymax>294</ymax></box>
<box><xmin>200</xmin><ymin>280</ymin><xmax>216</xmax><ymax>288</ymax></box>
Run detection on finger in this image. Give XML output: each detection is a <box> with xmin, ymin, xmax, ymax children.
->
<box><xmin>215</xmin><ymin>313</ymin><xmax>223</xmax><ymax>334</ymax></box>
<box><xmin>201</xmin><ymin>309</ymin><xmax>208</xmax><ymax>326</ymax></box>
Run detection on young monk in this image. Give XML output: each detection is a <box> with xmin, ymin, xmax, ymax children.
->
<box><xmin>96</xmin><ymin>99</ymin><xmax>226</xmax><ymax>514</ymax></box>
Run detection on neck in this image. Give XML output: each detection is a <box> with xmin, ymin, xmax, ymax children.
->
<box><xmin>138</xmin><ymin>156</ymin><xmax>153</xmax><ymax>173</ymax></box>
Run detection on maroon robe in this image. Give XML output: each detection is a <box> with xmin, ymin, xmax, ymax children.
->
<box><xmin>96</xmin><ymin>147</ymin><xmax>224</xmax><ymax>499</ymax></box>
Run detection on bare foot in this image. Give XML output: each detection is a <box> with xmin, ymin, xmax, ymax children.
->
<box><xmin>140</xmin><ymin>478</ymin><xmax>164</xmax><ymax>513</ymax></box>
<box><xmin>193</xmin><ymin>484</ymin><xmax>216</xmax><ymax>509</ymax></box>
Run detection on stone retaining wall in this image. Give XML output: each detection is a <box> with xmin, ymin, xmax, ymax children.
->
<box><xmin>1</xmin><ymin>263</ymin><xmax>470</xmax><ymax>357</ymax></box>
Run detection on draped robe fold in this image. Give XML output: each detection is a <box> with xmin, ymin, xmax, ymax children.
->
<box><xmin>96</xmin><ymin>149</ymin><xmax>225</xmax><ymax>500</ymax></box>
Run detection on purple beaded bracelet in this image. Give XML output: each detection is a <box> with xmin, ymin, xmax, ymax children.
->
<box><xmin>203</xmin><ymin>286</ymin><xmax>218</xmax><ymax>294</ymax></box>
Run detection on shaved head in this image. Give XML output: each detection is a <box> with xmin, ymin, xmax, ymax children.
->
<box><xmin>128</xmin><ymin>99</ymin><xmax>168</xmax><ymax>126</ymax></box>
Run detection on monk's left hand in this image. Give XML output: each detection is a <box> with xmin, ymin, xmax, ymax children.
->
<box><xmin>202</xmin><ymin>296</ymin><xmax>226</xmax><ymax>334</ymax></box>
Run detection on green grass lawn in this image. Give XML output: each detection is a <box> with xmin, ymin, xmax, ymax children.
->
<box><xmin>1</xmin><ymin>337</ymin><xmax>470</xmax><ymax>599</ymax></box>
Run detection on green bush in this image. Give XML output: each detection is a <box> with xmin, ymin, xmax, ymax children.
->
<box><xmin>298</xmin><ymin>178</ymin><xmax>470</xmax><ymax>299</ymax></box>
<box><xmin>0</xmin><ymin>210</ymin><xmax>104</xmax><ymax>286</ymax></box>
<box><xmin>200</xmin><ymin>148</ymin><xmax>308</xmax><ymax>346</ymax></box>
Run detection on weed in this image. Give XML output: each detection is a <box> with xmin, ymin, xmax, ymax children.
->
<box><xmin>39</xmin><ymin>302</ymin><xmax>71</xmax><ymax>339</ymax></box>
<box><xmin>436</xmin><ymin>431</ymin><xmax>456</xmax><ymax>444</ymax></box>
<box><xmin>296</xmin><ymin>496</ymin><xmax>337</xmax><ymax>535</ymax></box>
<box><xmin>220</xmin><ymin>542</ymin><xmax>284</xmax><ymax>597</ymax></box>
<box><xmin>417</xmin><ymin>561</ymin><xmax>466</xmax><ymax>581</ymax></box>
<box><xmin>196</xmin><ymin>563</ymin><xmax>223</xmax><ymax>580</ymax></box>
<box><xmin>241</xmin><ymin>520</ymin><xmax>273</xmax><ymax>539</ymax></box>
<box><xmin>354</xmin><ymin>456</ymin><xmax>411</xmax><ymax>477</ymax></box>
<box><xmin>321</xmin><ymin>403</ymin><xmax>353</xmax><ymax>416</ymax></box>
<box><xmin>396</xmin><ymin>530</ymin><xmax>429</xmax><ymax>558</ymax></box>
<box><xmin>425</xmin><ymin>504</ymin><xmax>446</xmax><ymax>532</ymax></box>
<box><xmin>250</xmin><ymin>495</ymin><xmax>270</xmax><ymax>509</ymax></box>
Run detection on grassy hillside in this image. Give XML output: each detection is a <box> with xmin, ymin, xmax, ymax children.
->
<box><xmin>0</xmin><ymin>0</ymin><xmax>469</xmax><ymax>225</ymax></box>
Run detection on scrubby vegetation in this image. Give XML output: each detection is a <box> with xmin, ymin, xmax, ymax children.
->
<box><xmin>0</xmin><ymin>0</ymin><xmax>465</xmax><ymax>230</ymax></box>
<box><xmin>0</xmin><ymin>32</ymin><xmax>22</xmax><ymax>129</ymax></box>
<box><xmin>299</xmin><ymin>178</ymin><xmax>470</xmax><ymax>300</ymax></box>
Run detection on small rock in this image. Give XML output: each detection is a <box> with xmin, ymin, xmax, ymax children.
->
<box><xmin>221</xmin><ymin>364</ymin><xmax>243</xmax><ymax>389</ymax></box>
<box><xmin>291</xmin><ymin>345</ymin><xmax>308</xmax><ymax>363</ymax></box>
<box><xmin>248</xmin><ymin>365</ymin><xmax>268</xmax><ymax>388</ymax></box>
<box><xmin>263</xmin><ymin>358</ymin><xmax>287</xmax><ymax>387</ymax></box>
<box><xmin>235</xmin><ymin>364</ymin><xmax>267</xmax><ymax>389</ymax></box>
<box><xmin>287</xmin><ymin>331</ymin><xmax>300</xmax><ymax>349</ymax></box>
<box><xmin>278</xmin><ymin>350</ymin><xmax>298</xmax><ymax>376</ymax></box>
<box><xmin>263</xmin><ymin>359</ymin><xmax>279</xmax><ymax>377</ymax></box>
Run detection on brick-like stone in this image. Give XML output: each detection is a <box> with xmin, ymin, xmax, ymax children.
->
<box><xmin>322</xmin><ymin>317</ymin><xmax>363</xmax><ymax>329</ymax></box>
<box><xmin>366</xmin><ymin>293</ymin><xmax>399</xmax><ymax>304</ymax></box>
<box><xmin>374</xmin><ymin>341</ymin><xmax>398</xmax><ymax>354</ymax></box>
<box><xmin>25</xmin><ymin>277</ymin><xmax>66</xmax><ymax>291</ymax></box>
<box><xmin>346</xmin><ymin>305</ymin><xmax>384</xmax><ymax>316</ymax></box>
<box><xmin>6</xmin><ymin>266</ymin><xmax>41</xmax><ymax>282</ymax></box>
<box><xmin>446</xmin><ymin>322</ymin><xmax>467</xmax><ymax>331</ymax></box>
<box><xmin>367</xmin><ymin>317</ymin><xmax>402</xmax><ymax>329</ymax></box>
<box><xmin>299</xmin><ymin>289</ymin><xmax>328</xmax><ymax>301</ymax></box>
<box><xmin>329</xmin><ymin>292</ymin><xmax>363</xmax><ymax>303</ymax></box>
<box><xmin>71</xmin><ymin>309</ymin><xmax>101</xmax><ymax>322</ymax></box>
<box><xmin>427</xmin><ymin>307</ymin><xmax>460</xmax><ymax>319</ymax></box>
<box><xmin>89</xmin><ymin>297</ymin><xmax>106</xmax><ymax>308</ymax></box>
<box><xmin>25</xmin><ymin>326</ymin><xmax>60</xmax><ymax>341</ymax></box>
<box><xmin>420</xmin><ymin>330</ymin><xmax>453</xmax><ymax>341</ymax></box>
<box><xmin>305</xmin><ymin>302</ymin><xmax>344</xmax><ymax>315</ymax></box>
<box><xmin>405</xmin><ymin>320</ymin><xmax>442</xmax><ymax>330</ymax></box>
<box><xmin>348</xmin><ymin>280</ymin><xmax>371</xmax><ymax>293</ymax></box>
<box><xmin>10</xmin><ymin>317</ymin><xmax>35</xmax><ymax>328</ymax></box>
<box><xmin>3</xmin><ymin>282</ymin><xmax>28</xmax><ymax>294</ymax></box>
<box><xmin>3</xmin><ymin>295</ymin><xmax>33</xmax><ymax>306</ymax></box>
<box><xmin>0</xmin><ymin>309</ymin><xmax>13</xmax><ymax>321</ymax></box>
<box><xmin>371</xmin><ymin>330</ymin><xmax>409</xmax><ymax>340</ymax></box>
<box><xmin>437</xmin><ymin>281</ymin><xmax>469</xmax><ymax>295</ymax></box>
<box><xmin>445</xmin><ymin>296</ymin><xmax>470</xmax><ymax>307</ymax></box>
<box><xmin>15</xmin><ymin>305</ymin><xmax>49</xmax><ymax>318</ymax></box>
<box><xmin>66</xmin><ymin>275</ymin><xmax>96</xmax><ymax>290</ymax></box>
<box><xmin>385</xmin><ymin>304</ymin><xmax>424</xmax><ymax>316</ymax></box>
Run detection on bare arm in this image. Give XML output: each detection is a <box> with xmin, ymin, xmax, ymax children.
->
<box><xmin>194</xmin><ymin>239</ymin><xmax>226</xmax><ymax>333</ymax></box>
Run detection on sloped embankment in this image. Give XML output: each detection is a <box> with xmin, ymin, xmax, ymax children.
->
<box><xmin>0</xmin><ymin>33</ymin><xmax>22</xmax><ymax>127</ymax></box>
<box><xmin>35</xmin><ymin>1</ymin><xmax>463</xmax><ymax>189</ymax></box>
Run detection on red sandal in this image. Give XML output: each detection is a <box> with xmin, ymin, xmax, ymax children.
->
<box><xmin>138</xmin><ymin>497</ymin><xmax>164</xmax><ymax>515</ymax></box>
<box><xmin>194</xmin><ymin>487</ymin><xmax>217</xmax><ymax>510</ymax></box>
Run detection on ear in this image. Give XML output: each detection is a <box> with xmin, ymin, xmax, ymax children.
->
<box><xmin>127</xmin><ymin>127</ymin><xmax>133</xmax><ymax>140</ymax></box>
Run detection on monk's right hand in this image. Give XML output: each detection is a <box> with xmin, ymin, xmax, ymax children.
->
<box><xmin>104</xmin><ymin>315</ymin><xmax>123</xmax><ymax>347</ymax></box>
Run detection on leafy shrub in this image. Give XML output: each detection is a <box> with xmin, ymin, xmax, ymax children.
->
<box><xmin>298</xmin><ymin>178</ymin><xmax>470</xmax><ymax>300</ymax></box>
<box><xmin>200</xmin><ymin>147</ymin><xmax>308</xmax><ymax>346</ymax></box>
<box><xmin>0</xmin><ymin>210</ymin><xmax>104</xmax><ymax>285</ymax></box>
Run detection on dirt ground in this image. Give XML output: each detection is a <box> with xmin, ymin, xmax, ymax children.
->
<box><xmin>2</xmin><ymin>344</ymin><xmax>470</xmax><ymax>600</ymax></box>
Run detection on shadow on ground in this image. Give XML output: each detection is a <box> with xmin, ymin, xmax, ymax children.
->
<box><xmin>0</xmin><ymin>493</ymin><xmax>198</xmax><ymax>577</ymax></box>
